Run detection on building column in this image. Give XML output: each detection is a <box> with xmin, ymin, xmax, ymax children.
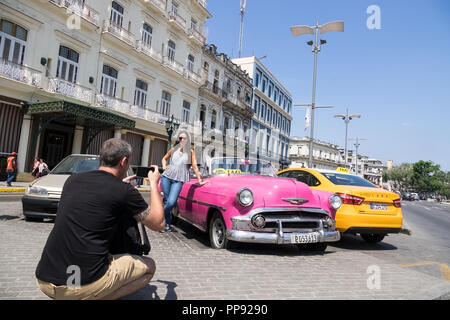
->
<box><xmin>71</xmin><ymin>125</ymin><xmax>84</xmax><ymax>154</ymax></box>
<box><xmin>17</xmin><ymin>115</ymin><xmax>32</xmax><ymax>173</ymax></box>
<box><xmin>114</xmin><ymin>128</ymin><xmax>122</xmax><ymax>139</ymax></box>
<box><xmin>141</xmin><ymin>135</ymin><xmax>152</xmax><ymax>167</ymax></box>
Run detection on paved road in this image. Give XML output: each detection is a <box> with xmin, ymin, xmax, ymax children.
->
<box><xmin>0</xmin><ymin>197</ymin><xmax>449</xmax><ymax>300</ymax></box>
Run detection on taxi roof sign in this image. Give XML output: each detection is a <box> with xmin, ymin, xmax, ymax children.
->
<box><xmin>336</xmin><ymin>167</ymin><xmax>349</xmax><ymax>173</ymax></box>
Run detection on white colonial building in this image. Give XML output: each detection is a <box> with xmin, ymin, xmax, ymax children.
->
<box><xmin>288</xmin><ymin>136</ymin><xmax>344</xmax><ymax>170</ymax></box>
<box><xmin>0</xmin><ymin>0</ymin><xmax>211</xmax><ymax>175</ymax></box>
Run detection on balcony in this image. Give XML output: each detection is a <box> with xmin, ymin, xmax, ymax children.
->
<box><xmin>168</xmin><ymin>10</ymin><xmax>187</xmax><ymax>32</ymax></box>
<box><xmin>130</xmin><ymin>104</ymin><xmax>146</xmax><ymax>119</ymax></box>
<box><xmin>47</xmin><ymin>78</ymin><xmax>93</xmax><ymax>104</ymax></box>
<box><xmin>95</xmin><ymin>94</ymin><xmax>130</xmax><ymax>115</ymax></box>
<box><xmin>49</xmin><ymin>0</ymin><xmax>99</xmax><ymax>26</ymax></box>
<box><xmin>162</xmin><ymin>56</ymin><xmax>185</xmax><ymax>76</ymax></box>
<box><xmin>135</xmin><ymin>40</ymin><xmax>162</xmax><ymax>63</ymax></box>
<box><xmin>141</xmin><ymin>0</ymin><xmax>166</xmax><ymax>15</ymax></box>
<box><xmin>187</xmin><ymin>28</ymin><xmax>206</xmax><ymax>46</ymax></box>
<box><xmin>0</xmin><ymin>58</ymin><xmax>42</xmax><ymax>87</ymax></box>
<box><xmin>102</xmin><ymin>20</ymin><xmax>134</xmax><ymax>47</ymax></box>
<box><xmin>184</xmin><ymin>68</ymin><xmax>202</xmax><ymax>85</ymax></box>
<box><xmin>196</xmin><ymin>0</ymin><xmax>207</xmax><ymax>9</ymax></box>
<box><xmin>200</xmin><ymin>81</ymin><xmax>228</xmax><ymax>100</ymax></box>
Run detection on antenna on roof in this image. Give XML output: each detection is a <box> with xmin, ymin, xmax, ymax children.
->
<box><xmin>238</xmin><ymin>0</ymin><xmax>247</xmax><ymax>58</ymax></box>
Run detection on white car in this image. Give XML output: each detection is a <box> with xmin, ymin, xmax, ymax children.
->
<box><xmin>22</xmin><ymin>154</ymin><xmax>134</xmax><ymax>221</ymax></box>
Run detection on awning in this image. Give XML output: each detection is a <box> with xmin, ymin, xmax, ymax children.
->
<box><xmin>23</xmin><ymin>100</ymin><xmax>135</xmax><ymax>129</ymax></box>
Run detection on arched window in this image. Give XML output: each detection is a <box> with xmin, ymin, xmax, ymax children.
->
<box><xmin>187</xmin><ymin>54</ymin><xmax>194</xmax><ymax>72</ymax></box>
<box><xmin>142</xmin><ymin>23</ymin><xmax>152</xmax><ymax>47</ymax></box>
<box><xmin>57</xmin><ymin>46</ymin><xmax>79</xmax><ymax>83</ymax></box>
<box><xmin>101</xmin><ymin>65</ymin><xmax>118</xmax><ymax>97</ymax></box>
<box><xmin>110</xmin><ymin>1</ymin><xmax>124</xmax><ymax>27</ymax></box>
<box><xmin>167</xmin><ymin>40</ymin><xmax>176</xmax><ymax>61</ymax></box>
<box><xmin>0</xmin><ymin>19</ymin><xmax>28</xmax><ymax>64</ymax></box>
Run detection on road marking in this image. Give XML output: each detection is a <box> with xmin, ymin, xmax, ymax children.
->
<box><xmin>399</xmin><ymin>261</ymin><xmax>450</xmax><ymax>282</ymax></box>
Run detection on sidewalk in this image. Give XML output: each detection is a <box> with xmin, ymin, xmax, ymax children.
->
<box><xmin>0</xmin><ymin>181</ymin><xmax>151</xmax><ymax>194</ymax></box>
<box><xmin>0</xmin><ymin>182</ymin><xmax>28</xmax><ymax>193</ymax></box>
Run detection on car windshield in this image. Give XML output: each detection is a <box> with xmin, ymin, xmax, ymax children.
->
<box><xmin>51</xmin><ymin>156</ymin><xmax>100</xmax><ymax>175</ymax></box>
<box><xmin>321</xmin><ymin>172</ymin><xmax>377</xmax><ymax>188</ymax></box>
<box><xmin>210</xmin><ymin>158</ymin><xmax>276</xmax><ymax>177</ymax></box>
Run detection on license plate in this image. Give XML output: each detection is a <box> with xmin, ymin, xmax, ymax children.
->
<box><xmin>290</xmin><ymin>233</ymin><xmax>319</xmax><ymax>244</ymax></box>
<box><xmin>370</xmin><ymin>203</ymin><xmax>387</xmax><ymax>210</ymax></box>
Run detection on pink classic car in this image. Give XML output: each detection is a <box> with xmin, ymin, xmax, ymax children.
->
<box><xmin>171</xmin><ymin>157</ymin><xmax>342</xmax><ymax>252</ymax></box>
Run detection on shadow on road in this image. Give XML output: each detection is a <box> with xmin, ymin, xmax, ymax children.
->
<box><xmin>172</xmin><ymin>219</ymin><xmax>338</xmax><ymax>257</ymax></box>
<box><xmin>329</xmin><ymin>233</ymin><xmax>398</xmax><ymax>251</ymax></box>
<box><xmin>120</xmin><ymin>279</ymin><xmax>178</xmax><ymax>300</ymax></box>
<box><xmin>0</xmin><ymin>215</ymin><xmax>20</xmax><ymax>221</ymax></box>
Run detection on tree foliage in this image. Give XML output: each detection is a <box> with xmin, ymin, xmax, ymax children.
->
<box><xmin>383</xmin><ymin>160</ymin><xmax>449</xmax><ymax>196</ymax></box>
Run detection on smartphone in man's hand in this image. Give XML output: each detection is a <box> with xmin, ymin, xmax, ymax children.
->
<box><xmin>136</xmin><ymin>166</ymin><xmax>164</xmax><ymax>178</ymax></box>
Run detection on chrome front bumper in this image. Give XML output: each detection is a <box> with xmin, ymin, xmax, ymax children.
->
<box><xmin>227</xmin><ymin>229</ymin><xmax>340</xmax><ymax>244</ymax></box>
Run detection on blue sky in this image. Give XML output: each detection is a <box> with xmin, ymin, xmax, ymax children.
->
<box><xmin>205</xmin><ymin>0</ymin><xmax>450</xmax><ymax>171</ymax></box>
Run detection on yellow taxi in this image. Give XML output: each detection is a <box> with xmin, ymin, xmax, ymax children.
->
<box><xmin>277</xmin><ymin>167</ymin><xmax>403</xmax><ymax>243</ymax></box>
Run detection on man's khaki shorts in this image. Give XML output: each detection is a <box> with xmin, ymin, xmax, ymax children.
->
<box><xmin>37</xmin><ymin>254</ymin><xmax>151</xmax><ymax>300</ymax></box>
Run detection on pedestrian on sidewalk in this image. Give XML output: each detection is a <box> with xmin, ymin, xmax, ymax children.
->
<box><xmin>6</xmin><ymin>152</ymin><xmax>18</xmax><ymax>187</ymax></box>
<box><xmin>36</xmin><ymin>158</ymin><xmax>49</xmax><ymax>178</ymax></box>
<box><xmin>35</xmin><ymin>138</ymin><xmax>165</xmax><ymax>300</ymax></box>
<box><xmin>160</xmin><ymin>130</ymin><xmax>208</xmax><ymax>232</ymax></box>
<box><xmin>32</xmin><ymin>157</ymin><xmax>40</xmax><ymax>177</ymax></box>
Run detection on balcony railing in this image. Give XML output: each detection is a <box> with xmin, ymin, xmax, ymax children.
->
<box><xmin>142</xmin><ymin>0</ymin><xmax>166</xmax><ymax>14</ymax></box>
<box><xmin>0</xmin><ymin>58</ymin><xmax>42</xmax><ymax>87</ymax></box>
<box><xmin>102</xmin><ymin>20</ymin><xmax>134</xmax><ymax>47</ymax></box>
<box><xmin>50</xmin><ymin>0</ymin><xmax>99</xmax><ymax>26</ymax></box>
<box><xmin>95</xmin><ymin>94</ymin><xmax>130</xmax><ymax>114</ymax></box>
<box><xmin>48</xmin><ymin>78</ymin><xmax>93</xmax><ymax>104</ymax></box>
<box><xmin>201</xmin><ymin>81</ymin><xmax>228</xmax><ymax>99</ymax></box>
<box><xmin>188</xmin><ymin>28</ymin><xmax>206</xmax><ymax>45</ymax></box>
<box><xmin>135</xmin><ymin>40</ymin><xmax>162</xmax><ymax>62</ymax></box>
<box><xmin>184</xmin><ymin>68</ymin><xmax>202</xmax><ymax>85</ymax></box>
<box><xmin>168</xmin><ymin>10</ymin><xmax>187</xmax><ymax>31</ymax></box>
<box><xmin>196</xmin><ymin>0</ymin><xmax>207</xmax><ymax>8</ymax></box>
<box><xmin>162</xmin><ymin>56</ymin><xmax>185</xmax><ymax>76</ymax></box>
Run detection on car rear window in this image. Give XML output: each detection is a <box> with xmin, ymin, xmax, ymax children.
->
<box><xmin>321</xmin><ymin>172</ymin><xmax>377</xmax><ymax>188</ymax></box>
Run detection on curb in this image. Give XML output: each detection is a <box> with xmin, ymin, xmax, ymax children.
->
<box><xmin>0</xmin><ymin>188</ymin><xmax>26</xmax><ymax>192</ymax></box>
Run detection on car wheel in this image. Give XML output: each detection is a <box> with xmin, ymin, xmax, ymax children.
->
<box><xmin>360</xmin><ymin>233</ymin><xmax>386</xmax><ymax>243</ymax></box>
<box><xmin>209</xmin><ymin>212</ymin><xmax>228</xmax><ymax>249</ymax></box>
<box><xmin>297</xmin><ymin>243</ymin><xmax>328</xmax><ymax>253</ymax></box>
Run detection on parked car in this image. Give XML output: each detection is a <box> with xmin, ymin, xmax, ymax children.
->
<box><xmin>169</xmin><ymin>157</ymin><xmax>342</xmax><ymax>252</ymax></box>
<box><xmin>22</xmin><ymin>154</ymin><xmax>135</xmax><ymax>221</ymax></box>
<box><xmin>277</xmin><ymin>168</ymin><xmax>403</xmax><ymax>244</ymax></box>
<box><xmin>402</xmin><ymin>192</ymin><xmax>412</xmax><ymax>201</ymax></box>
<box><xmin>411</xmin><ymin>192</ymin><xmax>420</xmax><ymax>201</ymax></box>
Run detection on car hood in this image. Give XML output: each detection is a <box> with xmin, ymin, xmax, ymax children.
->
<box><xmin>205</xmin><ymin>175</ymin><xmax>322</xmax><ymax>209</ymax></box>
<box><xmin>29</xmin><ymin>174</ymin><xmax>70</xmax><ymax>195</ymax></box>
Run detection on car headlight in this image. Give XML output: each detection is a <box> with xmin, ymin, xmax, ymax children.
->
<box><xmin>236</xmin><ymin>188</ymin><xmax>253</xmax><ymax>207</ymax></box>
<box><xmin>329</xmin><ymin>194</ymin><xmax>342</xmax><ymax>210</ymax></box>
<box><xmin>26</xmin><ymin>186</ymin><xmax>48</xmax><ymax>196</ymax></box>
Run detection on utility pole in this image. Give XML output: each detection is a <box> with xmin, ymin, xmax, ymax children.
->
<box><xmin>290</xmin><ymin>20</ymin><xmax>344</xmax><ymax>168</ymax></box>
<box><xmin>239</xmin><ymin>0</ymin><xmax>247</xmax><ymax>58</ymax></box>
<box><xmin>349</xmin><ymin>137</ymin><xmax>367</xmax><ymax>175</ymax></box>
<box><xmin>334</xmin><ymin>108</ymin><xmax>361</xmax><ymax>167</ymax></box>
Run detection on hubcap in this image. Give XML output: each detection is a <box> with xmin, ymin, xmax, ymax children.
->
<box><xmin>213</xmin><ymin>219</ymin><xmax>225</xmax><ymax>247</ymax></box>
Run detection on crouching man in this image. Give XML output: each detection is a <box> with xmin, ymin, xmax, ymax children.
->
<box><xmin>35</xmin><ymin>138</ymin><xmax>165</xmax><ymax>300</ymax></box>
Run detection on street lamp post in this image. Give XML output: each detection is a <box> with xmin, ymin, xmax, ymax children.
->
<box><xmin>334</xmin><ymin>108</ymin><xmax>361</xmax><ymax>167</ymax></box>
<box><xmin>349</xmin><ymin>137</ymin><xmax>367</xmax><ymax>175</ymax></box>
<box><xmin>290</xmin><ymin>20</ymin><xmax>344</xmax><ymax>168</ymax></box>
<box><xmin>165</xmin><ymin>115</ymin><xmax>180</xmax><ymax>151</ymax></box>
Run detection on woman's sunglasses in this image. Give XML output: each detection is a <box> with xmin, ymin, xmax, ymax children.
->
<box><xmin>178</xmin><ymin>137</ymin><xmax>186</xmax><ymax>141</ymax></box>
